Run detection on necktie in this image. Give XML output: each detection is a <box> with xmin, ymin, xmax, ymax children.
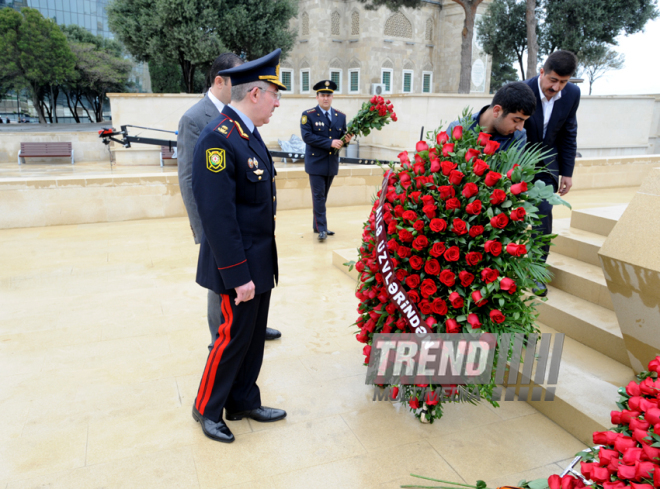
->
<box><xmin>324</xmin><ymin>111</ymin><xmax>331</xmax><ymax>125</ymax></box>
<box><xmin>252</xmin><ymin>127</ymin><xmax>267</xmax><ymax>154</ymax></box>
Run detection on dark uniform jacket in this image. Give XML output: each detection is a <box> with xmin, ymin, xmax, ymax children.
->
<box><xmin>192</xmin><ymin>105</ymin><xmax>278</xmax><ymax>296</ymax></box>
<box><xmin>524</xmin><ymin>76</ymin><xmax>581</xmax><ymax>181</ymax></box>
<box><xmin>300</xmin><ymin>105</ymin><xmax>347</xmax><ymax>176</ymax></box>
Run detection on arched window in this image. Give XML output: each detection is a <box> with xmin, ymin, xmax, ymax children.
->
<box><xmin>331</xmin><ymin>11</ymin><xmax>340</xmax><ymax>36</ymax></box>
<box><xmin>302</xmin><ymin>12</ymin><xmax>309</xmax><ymax>36</ymax></box>
<box><xmin>384</xmin><ymin>12</ymin><xmax>412</xmax><ymax>38</ymax></box>
<box><xmin>351</xmin><ymin>11</ymin><xmax>359</xmax><ymax>35</ymax></box>
<box><xmin>425</xmin><ymin>18</ymin><xmax>433</xmax><ymax>41</ymax></box>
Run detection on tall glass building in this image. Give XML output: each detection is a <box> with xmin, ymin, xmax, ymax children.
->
<box><xmin>1</xmin><ymin>0</ymin><xmax>113</xmax><ymax>38</ymax></box>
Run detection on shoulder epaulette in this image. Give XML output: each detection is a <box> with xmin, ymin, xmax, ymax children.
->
<box><xmin>306</xmin><ymin>108</ymin><xmax>316</xmax><ymax>113</ymax></box>
<box><xmin>215</xmin><ymin>117</ymin><xmax>249</xmax><ymax>140</ymax></box>
<box><xmin>233</xmin><ymin>120</ymin><xmax>249</xmax><ymax>140</ymax></box>
<box><xmin>334</xmin><ymin>109</ymin><xmax>345</xmax><ymax>115</ymax></box>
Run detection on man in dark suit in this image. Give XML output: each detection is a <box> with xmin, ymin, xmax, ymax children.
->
<box><xmin>190</xmin><ymin>49</ymin><xmax>287</xmax><ymax>443</ymax></box>
<box><xmin>178</xmin><ymin>53</ymin><xmax>281</xmax><ymax>348</ymax></box>
<box><xmin>300</xmin><ymin>80</ymin><xmax>352</xmax><ymax>241</ymax></box>
<box><xmin>524</xmin><ymin>50</ymin><xmax>581</xmax><ymax>296</ymax></box>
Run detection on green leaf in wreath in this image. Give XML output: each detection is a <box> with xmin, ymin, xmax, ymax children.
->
<box><xmin>526</xmin><ymin>477</ymin><xmax>551</xmax><ymax>489</ymax></box>
<box><xmin>501</xmin><ymin>200</ymin><xmax>513</xmax><ymax>208</ymax></box>
<box><xmin>476</xmin><ymin>481</ymin><xmax>487</xmax><ymax>489</ymax></box>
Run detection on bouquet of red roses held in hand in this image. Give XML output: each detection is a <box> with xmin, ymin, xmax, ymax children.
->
<box><xmin>335</xmin><ymin>95</ymin><xmax>397</xmax><ymax>154</ymax></box>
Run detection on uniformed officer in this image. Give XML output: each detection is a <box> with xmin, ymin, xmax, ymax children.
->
<box><xmin>191</xmin><ymin>48</ymin><xmax>286</xmax><ymax>444</ymax></box>
<box><xmin>300</xmin><ymin>80</ymin><xmax>353</xmax><ymax>241</ymax></box>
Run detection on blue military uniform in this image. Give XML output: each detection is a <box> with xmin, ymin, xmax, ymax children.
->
<box><xmin>301</xmin><ymin>80</ymin><xmax>348</xmax><ymax>238</ymax></box>
<box><xmin>191</xmin><ymin>49</ymin><xmax>286</xmax><ymax>443</ymax></box>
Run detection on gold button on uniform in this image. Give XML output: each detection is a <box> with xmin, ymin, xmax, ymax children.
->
<box><xmin>273</xmin><ymin>196</ymin><xmax>275</xmax><ymax>201</ymax></box>
<box><xmin>274</xmin><ymin>216</ymin><xmax>277</xmax><ymax>221</ymax></box>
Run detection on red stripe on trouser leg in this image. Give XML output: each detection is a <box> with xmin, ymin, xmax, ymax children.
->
<box><xmin>196</xmin><ymin>294</ymin><xmax>232</xmax><ymax>413</ymax></box>
<box><xmin>197</xmin><ymin>295</ymin><xmax>234</xmax><ymax>414</ymax></box>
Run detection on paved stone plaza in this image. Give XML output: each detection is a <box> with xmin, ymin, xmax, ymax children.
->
<box><xmin>0</xmin><ymin>189</ymin><xmax>638</xmax><ymax>488</ymax></box>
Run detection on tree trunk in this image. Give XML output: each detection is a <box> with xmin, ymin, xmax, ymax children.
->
<box><xmin>179</xmin><ymin>55</ymin><xmax>195</xmax><ymax>93</ymax></box>
<box><xmin>30</xmin><ymin>84</ymin><xmax>47</xmax><ymax>124</ymax></box>
<box><xmin>51</xmin><ymin>86</ymin><xmax>59</xmax><ymax>124</ymax></box>
<box><xmin>453</xmin><ymin>0</ymin><xmax>484</xmax><ymax>94</ymax></box>
<box><xmin>64</xmin><ymin>90</ymin><xmax>81</xmax><ymax>123</ymax></box>
<box><xmin>517</xmin><ymin>53</ymin><xmax>526</xmax><ymax>81</ymax></box>
<box><xmin>525</xmin><ymin>0</ymin><xmax>538</xmax><ymax>79</ymax></box>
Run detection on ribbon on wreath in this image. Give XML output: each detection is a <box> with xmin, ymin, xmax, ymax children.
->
<box><xmin>374</xmin><ymin>170</ymin><xmax>431</xmax><ymax>335</ymax></box>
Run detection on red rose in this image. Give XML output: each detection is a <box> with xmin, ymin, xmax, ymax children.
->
<box><xmin>489</xmin><ymin>309</ymin><xmax>506</xmax><ymax>324</ymax></box>
<box><xmin>465</xmin><ymin>251</ymin><xmax>482</xmax><ymax>266</ymax></box>
<box><xmin>444</xmin><ymin>246</ymin><xmax>460</xmax><ymax>261</ymax></box>
<box><xmin>446</xmin><ymin>318</ymin><xmax>461</xmax><ymax>333</ymax></box>
<box><xmin>402</xmin><ymin>210</ymin><xmax>417</xmax><ymax>222</ymax></box>
<box><xmin>506</xmin><ymin>243</ymin><xmax>527</xmax><ymax>257</ymax></box>
<box><xmin>473</xmin><ymin>158</ymin><xmax>490</xmax><ymax>176</ymax></box>
<box><xmin>430</xmin><ymin>242</ymin><xmax>446</xmax><ymax>257</ymax></box>
<box><xmin>394</xmin><ymin>205</ymin><xmax>404</xmax><ymax>217</ymax></box>
<box><xmin>451</xmin><ymin>218</ymin><xmax>468</xmax><ymax>235</ymax></box>
<box><xmin>469</xmin><ymin>225</ymin><xmax>484</xmax><ymax>237</ymax></box>
<box><xmin>484</xmin><ymin>171</ymin><xmax>502</xmax><ymax>187</ymax></box>
<box><xmin>445</xmin><ymin>198</ymin><xmax>461</xmax><ymax>210</ymax></box>
<box><xmin>490</xmin><ymin>189</ymin><xmax>506</xmax><ymax>205</ymax></box>
<box><xmin>397</xmin><ymin>246</ymin><xmax>411</xmax><ymax>258</ymax></box>
<box><xmin>439</xmin><ymin>269</ymin><xmax>456</xmax><ymax>287</ymax></box>
<box><xmin>484</xmin><ymin>240</ymin><xmax>502</xmax><ymax>256</ymax></box>
<box><xmin>467</xmin><ymin>313</ymin><xmax>482</xmax><ymax>329</ymax></box>
<box><xmin>471</xmin><ymin>290</ymin><xmax>488</xmax><ymax>307</ymax></box>
<box><xmin>452</xmin><ymin>125</ymin><xmax>463</xmax><ymax>140</ymax></box>
<box><xmin>483</xmin><ymin>140</ymin><xmax>500</xmax><ymax>155</ymax></box>
<box><xmin>442</xmin><ymin>143</ymin><xmax>455</xmax><ymax>156</ymax></box>
<box><xmin>441</xmin><ymin>160</ymin><xmax>457</xmax><ymax>176</ymax></box>
<box><xmin>408</xmin><ymin>291</ymin><xmax>420</xmax><ymax>303</ymax></box>
<box><xmin>399</xmin><ymin>173</ymin><xmax>412</xmax><ymax>189</ymax></box>
<box><xmin>412</xmin><ymin>235</ymin><xmax>429</xmax><ymax>250</ymax></box>
<box><xmin>422</xmin><ymin>204</ymin><xmax>437</xmax><ymax>219</ymax></box>
<box><xmin>449</xmin><ymin>292</ymin><xmax>464</xmax><ymax>308</ymax></box>
<box><xmin>506</xmin><ymin>163</ymin><xmax>520</xmax><ymax>179</ymax></box>
<box><xmin>477</xmin><ymin>132</ymin><xmax>492</xmax><ymax>146</ymax></box>
<box><xmin>398</xmin><ymin>229</ymin><xmax>414</xmax><ymax>242</ymax></box>
<box><xmin>438</xmin><ymin>186</ymin><xmax>455</xmax><ymax>200</ymax></box>
<box><xmin>391</xmin><ymin>113</ymin><xmax>398</xmax><ymax>121</ymax></box>
<box><xmin>413</xmin><ymin>220</ymin><xmax>424</xmax><ymax>232</ymax></box>
<box><xmin>398</xmin><ymin>151</ymin><xmax>410</xmax><ymax>164</ymax></box>
<box><xmin>421</xmin><ymin>194</ymin><xmax>434</xmax><ymax>206</ymax></box>
<box><xmin>430</xmin><ymin>158</ymin><xmax>441</xmax><ymax>173</ymax></box>
<box><xmin>395</xmin><ymin>269</ymin><xmax>408</xmax><ymax>282</ymax></box>
<box><xmin>465</xmin><ymin>200</ymin><xmax>482</xmax><ymax>216</ymax></box>
<box><xmin>425</xmin><ymin>259</ymin><xmax>440</xmax><ymax>275</ymax></box>
<box><xmin>481</xmin><ymin>268</ymin><xmax>499</xmax><ymax>283</ymax></box>
<box><xmin>416</xmin><ymin>141</ymin><xmax>429</xmax><ymax>152</ymax></box>
<box><xmin>499</xmin><ymin>277</ymin><xmax>517</xmax><ymax>294</ymax></box>
<box><xmin>429</xmin><ymin>218</ymin><xmax>447</xmax><ymax>233</ymax></box>
<box><xmin>548</xmin><ymin>475</ymin><xmax>561</xmax><ymax>489</ymax></box>
<box><xmin>409</xmin><ymin>255</ymin><xmax>423</xmax><ymax>270</ymax></box>
<box><xmin>649</xmin><ymin>357</ymin><xmax>660</xmax><ymax>373</ymax></box>
<box><xmin>409</xmin><ymin>397</ymin><xmax>420</xmax><ymax>409</ymax></box>
<box><xmin>510</xmin><ymin>207</ymin><xmax>526</xmax><ymax>221</ymax></box>
<box><xmin>459</xmin><ymin>271</ymin><xmax>474</xmax><ymax>287</ymax></box>
<box><xmin>448</xmin><ymin>170</ymin><xmax>464</xmax><ymax>185</ymax></box>
<box><xmin>510</xmin><ymin>181</ymin><xmax>528</xmax><ymax>195</ymax></box>
<box><xmin>490</xmin><ymin>213</ymin><xmax>509</xmax><ymax>229</ymax></box>
<box><xmin>355</xmin><ymin>261</ymin><xmax>365</xmax><ymax>273</ymax></box>
<box><xmin>462</xmin><ymin>182</ymin><xmax>478</xmax><ymax>198</ymax></box>
<box><xmin>405</xmin><ymin>274</ymin><xmax>420</xmax><ymax>288</ymax></box>
<box><xmin>465</xmin><ymin>148</ymin><xmax>480</xmax><ymax>163</ymax></box>
<box><xmin>420</xmin><ymin>279</ymin><xmax>437</xmax><ymax>298</ymax></box>
<box><xmin>436</xmin><ymin>131</ymin><xmax>449</xmax><ymax>145</ymax></box>
<box><xmin>617</xmin><ymin>465</ymin><xmax>636</xmax><ymax>480</ymax></box>
<box><xmin>432</xmin><ymin>298</ymin><xmax>448</xmax><ymax>315</ymax></box>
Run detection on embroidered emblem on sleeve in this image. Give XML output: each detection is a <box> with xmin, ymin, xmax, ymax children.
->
<box><xmin>206</xmin><ymin>148</ymin><xmax>226</xmax><ymax>173</ymax></box>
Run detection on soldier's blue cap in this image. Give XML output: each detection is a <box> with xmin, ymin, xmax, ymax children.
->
<box><xmin>217</xmin><ymin>48</ymin><xmax>286</xmax><ymax>90</ymax></box>
<box><xmin>313</xmin><ymin>80</ymin><xmax>337</xmax><ymax>93</ymax></box>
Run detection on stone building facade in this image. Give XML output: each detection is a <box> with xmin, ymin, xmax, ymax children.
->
<box><xmin>280</xmin><ymin>0</ymin><xmax>491</xmax><ymax>96</ymax></box>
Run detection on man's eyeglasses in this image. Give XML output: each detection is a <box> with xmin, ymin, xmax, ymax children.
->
<box><xmin>255</xmin><ymin>87</ymin><xmax>281</xmax><ymax>100</ymax></box>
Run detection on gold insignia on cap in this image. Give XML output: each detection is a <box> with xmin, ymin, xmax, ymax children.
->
<box><xmin>325</xmin><ymin>81</ymin><xmax>330</xmax><ymax>86</ymax></box>
<box><xmin>206</xmin><ymin>148</ymin><xmax>226</xmax><ymax>173</ymax></box>
<box><xmin>302</xmin><ymin>115</ymin><xmax>307</xmax><ymax>125</ymax></box>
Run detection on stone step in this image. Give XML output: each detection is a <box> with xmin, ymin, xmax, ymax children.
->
<box><xmin>519</xmin><ymin>322</ymin><xmax>633</xmax><ymax>447</ymax></box>
<box><xmin>535</xmin><ymin>286</ymin><xmax>629</xmax><ymax>366</ymax></box>
<box><xmin>570</xmin><ymin>205</ymin><xmax>627</xmax><ymax>236</ymax></box>
<box><xmin>332</xmin><ymin>248</ymin><xmax>359</xmax><ymax>281</ymax></box>
<box><xmin>547</xmin><ymin>252</ymin><xmax>613</xmax><ymax>311</ymax></box>
<box><xmin>552</xmin><ymin>219</ymin><xmax>606</xmax><ymax>268</ymax></box>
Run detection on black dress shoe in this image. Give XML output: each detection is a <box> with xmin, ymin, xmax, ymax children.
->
<box><xmin>226</xmin><ymin>406</ymin><xmax>286</xmax><ymax>423</ymax></box>
<box><xmin>318</xmin><ymin>231</ymin><xmax>327</xmax><ymax>241</ymax></box>
<box><xmin>192</xmin><ymin>407</ymin><xmax>234</xmax><ymax>443</ymax></box>
<box><xmin>314</xmin><ymin>230</ymin><xmax>335</xmax><ymax>235</ymax></box>
<box><xmin>265</xmin><ymin>327</ymin><xmax>281</xmax><ymax>340</ymax></box>
<box><xmin>533</xmin><ymin>281</ymin><xmax>548</xmax><ymax>297</ymax></box>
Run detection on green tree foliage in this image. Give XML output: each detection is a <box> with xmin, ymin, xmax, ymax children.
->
<box><xmin>543</xmin><ymin>0</ymin><xmax>659</xmax><ymax>59</ymax></box>
<box><xmin>61</xmin><ymin>25</ymin><xmax>132</xmax><ymax>122</ymax></box>
<box><xmin>477</xmin><ymin>0</ymin><xmax>528</xmax><ymax>79</ymax></box>
<box><xmin>490</xmin><ymin>54</ymin><xmax>520</xmax><ymax>93</ymax></box>
<box><xmin>0</xmin><ymin>7</ymin><xmax>75</xmax><ymax>123</ymax></box>
<box><xmin>579</xmin><ymin>46</ymin><xmax>625</xmax><ymax>95</ymax></box>
<box><xmin>220</xmin><ymin>0</ymin><xmax>298</xmax><ymax>60</ymax></box>
<box><xmin>357</xmin><ymin>0</ymin><xmax>483</xmax><ymax>93</ymax></box>
<box><xmin>148</xmin><ymin>58</ymin><xmax>209</xmax><ymax>94</ymax></box>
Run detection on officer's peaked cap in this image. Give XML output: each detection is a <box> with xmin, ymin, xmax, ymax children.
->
<box><xmin>314</xmin><ymin>80</ymin><xmax>337</xmax><ymax>93</ymax></box>
<box><xmin>218</xmin><ymin>48</ymin><xmax>287</xmax><ymax>90</ymax></box>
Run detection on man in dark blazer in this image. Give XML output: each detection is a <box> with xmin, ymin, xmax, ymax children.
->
<box><xmin>178</xmin><ymin>53</ymin><xmax>281</xmax><ymax>347</ymax></box>
<box><xmin>190</xmin><ymin>49</ymin><xmax>287</xmax><ymax>443</ymax></box>
<box><xmin>524</xmin><ymin>50</ymin><xmax>581</xmax><ymax>296</ymax></box>
<box><xmin>300</xmin><ymin>80</ymin><xmax>352</xmax><ymax>241</ymax></box>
